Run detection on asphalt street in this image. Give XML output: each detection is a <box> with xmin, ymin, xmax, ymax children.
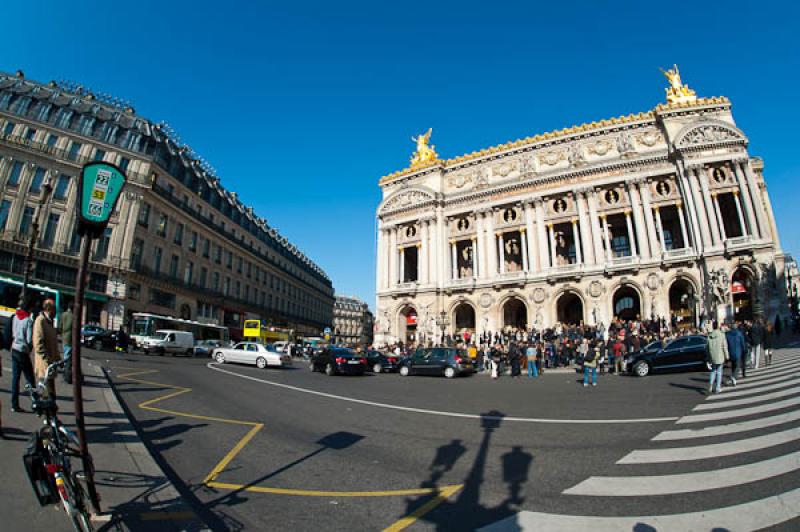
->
<box><xmin>84</xmin><ymin>343</ymin><xmax>800</xmax><ymax>531</ymax></box>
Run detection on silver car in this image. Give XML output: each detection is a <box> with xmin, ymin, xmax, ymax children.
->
<box><xmin>213</xmin><ymin>342</ymin><xmax>292</xmax><ymax>369</ymax></box>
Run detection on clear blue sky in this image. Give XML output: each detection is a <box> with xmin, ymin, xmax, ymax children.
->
<box><xmin>6</xmin><ymin>1</ymin><xmax>800</xmax><ymax>309</ymax></box>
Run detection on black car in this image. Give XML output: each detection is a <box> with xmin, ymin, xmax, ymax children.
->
<box><xmin>625</xmin><ymin>335</ymin><xmax>708</xmax><ymax>377</ymax></box>
<box><xmin>81</xmin><ymin>325</ymin><xmax>116</xmax><ymax>350</ymax></box>
<box><xmin>309</xmin><ymin>347</ymin><xmax>367</xmax><ymax>376</ymax></box>
<box><xmin>365</xmin><ymin>350</ymin><xmax>400</xmax><ymax>373</ymax></box>
<box><xmin>398</xmin><ymin>347</ymin><xmax>475</xmax><ymax>378</ymax></box>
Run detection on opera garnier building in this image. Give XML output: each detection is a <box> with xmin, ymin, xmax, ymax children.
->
<box><xmin>374</xmin><ymin>66</ymin><xmax>787</xmax><ymax>346</ymax></box>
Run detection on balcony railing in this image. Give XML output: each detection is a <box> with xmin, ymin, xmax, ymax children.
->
<box><xmin>725</xmin><ymin>235</ymin><xmax>753</xmax><ymax>252</ymax></box>
<box><xmin>446</xmin><ymin>277</ymin><xmax>476</xmax><ymax>289</ymax></box>
<box><xmin>662</xmin><ymin>247</ymin><xmax>695</xmax><ymax>261</ymax></box>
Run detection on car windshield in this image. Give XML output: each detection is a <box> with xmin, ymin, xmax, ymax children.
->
<box><xmin>330</xmin><ymin>348</ymin><xmax>357</xmax><ymax>357</ymax></box>
<box><xmin>643</xmin><ymin>341</ymin><xmax>661</xmax><ymax>352</ymax></box>
<box><xmin>152</xmin><ymin>332</ymin><xmax>169</xmax><ymax>340</ymax></box>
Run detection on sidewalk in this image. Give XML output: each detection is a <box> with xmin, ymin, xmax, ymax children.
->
<box><xmin>0</xmin><ymin>351</ymin><xmax>207</xmax><ymax>531</ymax></box>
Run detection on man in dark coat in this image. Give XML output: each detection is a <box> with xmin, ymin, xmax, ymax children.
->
<box><xmin>726</xmin><ymin>323</ymin><xmax>747</xmax><ymax>384</ymax></box>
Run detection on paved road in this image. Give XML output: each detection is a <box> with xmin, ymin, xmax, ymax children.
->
<box><xmin>85</xmin><ymin>343</ymin><xmax>800</xmax><ymax>531</ymax></box>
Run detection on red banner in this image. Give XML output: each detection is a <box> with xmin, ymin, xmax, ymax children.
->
<box><xmin>731</xmin><ymin>281</ymin><xmax>747</xmax><ymax>294</ymax></box>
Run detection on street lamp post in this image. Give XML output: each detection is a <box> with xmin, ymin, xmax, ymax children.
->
<box><xmin>436</xmin><ymin>311</ymin><xmax>450</xmax><ymax>347</ymax></box>
<box><xmin>18</xmin><ymin>174</ymin><xmax>54</xmax><ymax>307</ymax></box>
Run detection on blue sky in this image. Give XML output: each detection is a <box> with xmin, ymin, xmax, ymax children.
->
<box><xmin>6</xmin><ymin>1</ymin><xmax>800</xmax><ymax>309</ymax></box>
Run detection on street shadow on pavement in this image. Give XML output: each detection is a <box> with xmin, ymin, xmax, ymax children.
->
<box><xmin>668</xmin><ymin>382</ymin><xmax>707</xmax><ymax>395</ymax></box>
<box><xmin>397</xmin><ymin>410</ymin><xmax>535</xmax><ymax>531</ymax></box>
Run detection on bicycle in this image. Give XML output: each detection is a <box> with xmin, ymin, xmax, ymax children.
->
<box><xmin>23</xmin><ymin>359</ymin><xmax>95</xmax><ymax>532</ymax></box>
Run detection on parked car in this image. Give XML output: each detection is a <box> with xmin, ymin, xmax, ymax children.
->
<box><xmin>141</xmin><ymin>330</ymin><xmax>195</xmax><ymax>356</ymax></box>
<box><xmin>272</xmin><ymin>341</ymin><xmax>289</xmax><ymax>353</ymax></box>
<box><xmin>398</xmin><ymin>347</ymin><xmax>475</xmax><ymax>378</ymax></box>
<box><xmin>213</xmin><ymin>342</ymin><xmax>292</xmax><ymax>368</ymax></box>
<box><xmin>364</xmin><ymin>350</ymin><xmax>400</xmax><ymax>374</ymax></box>
<box><xmin>81</xmin><ymin>325</ymin><xmax>115</xmax><ymax>350</ymax></box>
<box><xmin>625</xmin><ymin>335</ymin><xmax>708</xmax><ymax>377</ymax></box>
<box><xmin>194</xmin><ymin>339</ymin><xmax>225</xmax><ymax>357</ymax></box>
<box><xmin>308</xmin><ymin>347</ymin><xmax>367</xmax><ymax>376</ymax></box>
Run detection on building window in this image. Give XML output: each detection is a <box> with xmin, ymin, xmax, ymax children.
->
<box><xmin>189</xmin><ymin>231</ymin><xmax>198</xmax><ymax>252</ymax></box>
<box><xmin>29</xmin><ymin>167</ymin><xmax>46</xmax><ymax>194</ymax></box>
<box><xmin>94</xmin><ymin>148</ymin><xmax>106</xmax><ymax>161</ymax></box>
<box><xmin>0</xmin><ymin>200</ymin><xmax>11</xmax><ymax>231</ymax></box>
<box><xmin>46</xmin><ymin>133</ymin><xmax>58</xmax><ymax>147</ymax></box>
<box><xmin>53</xmin><ymin>174</ymin><xmax>70</xmax><ymax>200</ymax></box>
<box><xmin>119</xmin><ymin>156</ymin><xmax>130</xmax><ymax>172</ymax></box>
<box><xmin>128</xmin><ymin>283</ymin><xmax>140</xmax><ymax>301</ymax></box>
<box><xmin>2</xmin><ymin>121</ymin><xmax>14</xmax><ymax>135</ymax></box>
<box><xmin>226</xmin><ymin>251</ymin><xmax>233</xmax><ymax>269</ymax></box>
<box><xmin>214</xmin><ymin>245</ymin><xmax>222</xmax><ymax>264</ymax></box>
<box><xmin>224</xmin><ymin>277</ymin><xmax>231</xmax><ymax>296</ymax></box>
<box><xmin>235</xmin><ymin>280</ymin><xmax>241</xmax><ymax>298</ymax></box>
<box><xmin>184</xmin><ymin>261</ymin><xmax>193</xmax><ymax>284</ymax></box>
<box><xmin>138</xmin><ymin>203</ymin><xmax>150</xmax><ymax>227</ymax></box>
<box><xmin>68</xmin><ymin>230</ymin><xmax>82</xmax><ymax>255</ymax></box>
<box><xmin>93</xmin><ymin>228</ymin><xmax>112</xmax><ymax>261</ymax></box>
<box><xmin>24</xmin><ymin>128</ymin><xmax>36</xmax><ymax>141</ymax></box>
<box><xmin>202</xmin><ymin>238</ymin><xmax>210</xmax><ymax>258</ymax></box>
<box><xmin>237</xmin><ymin>257</ymin><xmax>243</xmax><ymax>274</ymax></box>
<box><xmin>68</xmin><ymin>142</ymin><xmax>82</xmax><ymax>161</ymax></box>
<box><xmin>40</xmin><ymin>213</ymin><xmax>60</xmax><ymax>249</ymax></box>
<box><xmin>153</xmin><ymin>246</ymin><xmax>162</xmax><ymax>273</ymax></box>
<box><xmin>7</xmin><ymin>161</ymin><xmax>23</xmax><ymax>187</ymax></box>
<box><xmin>148</xmin><ymin>288</ymin><xmax>176</xmax><ymax>309</ymax></box>
<box><xmin>212</xmin><ymin>272</ymin><xmax>220</xmax><ymax>291</ymax></box>
<box><xmin>157</xmin><ymin>214</ymin><xmax>168</xmax><ymax>237</ymax></box>
<box><xmin>199</xmin><ymin>267</ymin><xmax>207</xmax><ymax>288</ymax></box>
<box><xmin>19</xmin><ymin>206</ymin><xmax>34</xmax><ymax>236</ymax></box>
<box><xmin>131</xmin><ymin>238</ymin><xmax>144</xmax><ymax>270</ymax></box>
<box><xmin>174</xmin><ymin>223</ymin><xmax>184</xmax><ymax>245</ymax></box>
<box><xmin>169</xmin><ymin>255</ymin><xmax>179</xmax><ymax>278</ymax></box>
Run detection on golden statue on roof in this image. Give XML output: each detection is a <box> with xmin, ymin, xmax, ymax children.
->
<box><xmin>410</xmin><ymin>128</ymin><xmax>439</xmax><ymax>168</ymax></box>
<box><xmin>661</xmin><ymin>64</ymin><xmax>697</xmax><ymax>105</ymax></box>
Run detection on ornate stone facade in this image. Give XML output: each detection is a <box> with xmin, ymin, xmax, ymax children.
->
<box><xmin>332</xmin><ymin>295</ymin><xmax>374</xmax><ymax>347</ymax></box>
<box><xmin>374</xmin><ymin>74</ymin><xmax>787</xmax><ymax>346</ymax></box>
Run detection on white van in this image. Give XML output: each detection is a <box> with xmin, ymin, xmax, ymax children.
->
<box><xmin>142</xmin><ymin>330</ymin><xmax>195</xmax><ymax>356</ymax></box>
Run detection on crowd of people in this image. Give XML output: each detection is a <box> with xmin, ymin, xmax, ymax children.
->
<box><xmin>374</xmin><ymin>314</ymin><xmax>782</xmax><ymax>391</ymax></box>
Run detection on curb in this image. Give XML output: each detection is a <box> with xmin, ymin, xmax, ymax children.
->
<box><xmin>86</xmin><ymin>360</ymin><xmax>210</xmax><ymax>531</ymax></box>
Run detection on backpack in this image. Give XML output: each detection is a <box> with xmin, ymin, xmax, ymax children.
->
<box><xmin>584</xmin><ymin>350</ymin><xmax>596</xmax><ymax>363</ymax></box>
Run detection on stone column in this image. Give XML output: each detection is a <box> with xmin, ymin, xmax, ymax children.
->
<box><xmin>435</xmin><ymin>208</ymin><xmax>445</xmax><ymax>288</ymax></box>
<box><xmin>601</xmin><ymin>215</ymin><xmax>612</xmax><ymax>262</ymax></box>
<box><xmin>686</xmin><ymin>167</ymin><xmax>711</xmax><ymax>249</ymax></box>
<box><xmin>523</xmin><ymin>201</ymin><xmax>538</xmax><ymax>271</ymax></box>
<box><xmin>735</xmin><ymin>159</ymin><xmax>765</xmax><ymax>239</ymax></box>
<box><xmin>626</xmin><ymin>183</ymin><xmax>649</xmax><ymax>259</ymax></box>
<box><xmin>576</xmin><ymin>191</ymin><xmax>595</xmax><ymax>264</ymax></box>
<box><xmin>497</xmin><ymin>232</ymin><xmax>506</xmax><ymax>274</ymax></box>
<box><xmin>571</xmin><ymin>219</ymin><xmax>582</xmax><ymax>264</ymax></box>
<box><xmin>520</xmin><ymin>229</ymin><xmax>529</xmax><ymax>271</ymax></box>
<box><xmin>587</xmin><ymin>191</ymin><xmax>605</xmax><ymax>264</ymax></box>
<box><xmin>471</xmin><ymin>236</ymin><xmax>478</xmax><ymax>278</ymax></box>
<box><xmin>548</xmin><ymin>224</ymin><xmax>557</xmax><ymax>267</ymax></box>
<box><xmin>732</xmin><ymin>190</ymin><xmax>748</xmax><ymax>237</ymax></box>
<box><xmin>741</xmin><ymin>159</ymin><xmax>772</xmax><ymax>242</ymax></box>
<box><xmin>376</xmin><ymin>225</ymin><xmax>385</xmax><ymax>291</ymax></box>
<box><xmin>419</xmin><ymin>221</ymin><xmax>428</xmax><ymax>284</ymax></box>
<box><xmin>712</xmin><ymin>193</ymin><xmax>727</xmax><ymax>241</ymax></box>
<box><xmin>639</xmin><ymin>181</ymin><xmax>659</xmax><ymax>256</ymax></box>
<box><xmin>698</xmin><ymin>168</ymin><xmax>721</xmax><ymax>245</ymax></box>
<box><xmin>399</xmin><ymin>246</ymin><xmax>405</xmax><ymax>283</ymax></box>
<box><xmin>450</xmin><ymin>240</ymin><xmax>458</xmax><ymax>280</ymax></box>
<box><xmin>677</xmin><ymin>165</ymin><xmax>703</xmax><ymax>253</ymax></box>
<box><xmin>535</xmin><ymin>200</ymin><xmax>549</xmax><ymax>269</ymax></box>
<box><xmin>676</xmin><ymin>201</ymin><xmax>689</xmax><ymax>249</ymax></box>
<box><xmin>624</xmin><ymin>211</ymin><xmax>637</xmax><ymax>257</ymax></box>
<box><xmin>388</xmin><ymin>226</ymin><xmax>397</xmax><ymax>287</ymax></box>
<box><xmin>654</xmin><ymin>207</ymin><xmax>666</xmax><ymax>253</ymax></box>
<box><xmin>485</xmin><ymin>209</ymin><xmax>497</xmax><ymax>276</ymax></box>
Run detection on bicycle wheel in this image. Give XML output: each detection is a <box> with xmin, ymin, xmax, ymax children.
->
<box><xmin>61</xmin><ymin>472</ymin><xmax>93</xmax><ymax>532</ymax></box>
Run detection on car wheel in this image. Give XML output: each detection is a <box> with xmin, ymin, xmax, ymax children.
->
<box><xmin>214</xmin><ymin>352</ymin><xmax>225</xmax><ymax>364</ymax></box>
<box><xmin>444</xmin><ymin>366</ymin><xmax>456</xmax><ymax>379</ymax></box>
<box><xmin>325</xmin><ymin>363</ymin><xmax>335</xmax><ymax>376</ymax></box>
<box><xmin>633</xmin><ymin>361</ymin><xmax>650</xmax><ymax>377</ymax></box>
<box><xmin>399</xmin><ymin>365</ymin><xmax>410</xmax><ymax>377</ymax></box>
<box><xmin>308</xmin><ymin>361</ymin><xmax>316</xmax><ymax>372</ymax></box>
<box><xmin>256</xmin><ymin>357</ymin><xmax>267</xmax><ymax>369</ymax></box>
<box><xmin>373</xmin><ymin>363</ymin><xmax>382</xmax><ymax>374</ymax></box>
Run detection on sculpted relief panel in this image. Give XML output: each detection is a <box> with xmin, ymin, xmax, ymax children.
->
<box><xmin>380</xmin><ymin>189</ymin><xmax>434</xmax><ymax>213</ymax></box>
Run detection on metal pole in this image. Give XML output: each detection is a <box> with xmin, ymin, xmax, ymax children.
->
<box><xmin>71</xmin><ymin>236</ymin><xmax>101</xmax><ymax>513</ymax></box>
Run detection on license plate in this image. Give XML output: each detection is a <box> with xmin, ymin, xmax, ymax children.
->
<box><xmin>348</xmin><ymin>360</ymin><xmax>360</xmax><ymax>364</ymax></box>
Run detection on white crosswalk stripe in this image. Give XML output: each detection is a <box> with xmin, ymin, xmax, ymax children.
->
<box><xmin>481</xmin><ymin>348</ymin><xmax>800</xmax><ymax>530</ymax></box>
<box><xmin>693</xmin><ymin>385</ymin><xmax>800</xmax><ymax>410</ymax></box>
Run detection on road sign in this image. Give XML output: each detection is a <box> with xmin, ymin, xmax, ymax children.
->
<box><xmin>77</xmin><ymin>162</ymin><xmax>126</xmax><ymax>236</ymax></box>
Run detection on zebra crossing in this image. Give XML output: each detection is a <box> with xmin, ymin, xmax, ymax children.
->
<box><xmin>481</xmin><ymin>348</ymin><xmax>800</xmax><ymax>531</ymax></box>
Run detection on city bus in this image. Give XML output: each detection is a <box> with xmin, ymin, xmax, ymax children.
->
<box><xmin>130</xmin><ymin>312</ymin><xmax>229</xmax><ymax>348</ymax></box>
<box><xmin>0</xmin><ymin>275</ymin><xmax>62</xmax><ymax>329</ymax></box>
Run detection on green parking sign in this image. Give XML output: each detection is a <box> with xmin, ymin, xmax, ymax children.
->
<box><xmin>77</xmin><ymin>162</ymin><xmax>127</xmax><ymax>236</ymax></box>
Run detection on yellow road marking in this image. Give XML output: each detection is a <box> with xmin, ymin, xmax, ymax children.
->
<box><xmin>116</xmin><ymin>368</ymin><xmax>461</xmax><ymax>499</ymax></box>
<box><xmin>383</xmin><ymin>485</ymin><xmax>463</xmax><ymax>531</ymax></box>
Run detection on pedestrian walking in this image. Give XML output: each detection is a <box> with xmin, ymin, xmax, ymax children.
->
<box><xmin>726</xmin><ymin>322</ymin><xmax>747</xmax><ymax>385</ymax></box>
<box><xmin>707</xmin><ymin>321</ymin><xmax>729</xmax><ymax>395</ymax></box>
<box><xmin>10</xmin><ymin>301</ymin><xmax>35</xmax><ymax>412</ymax></box>
<box><xmin>33</xmin><ymin>298</ymin><xmax>61</xmax><ymax>399</ymax></box>
<box><xmin>582</xmin><ymin>342</ymin><xmax>598</xmax><ymax>387</ymax></box>
<box><xmin>526</xmin><ymin>342</ymin><xmax>538</xmax><ymax>378</ymax></box>
<box><xmin>60</xmin><ymin>305</ymin><xmax>73</xmax><ymax>384</ymax></box>
<box><xmin>509</xmin><ymin>343</ymin><xmax>521</xmax><ymax>378</ymax></box>
<box><xmin>764</xmin><ymin>323</ymin><xmax>773</xmax><ymax>366</ymax></box>
<box><xmin>751</xmin><ymin>319</ymin><xmax>764</xmax><ymax>369</ymax></box>
<box><xmin>613</xmin><ymin>338</ymin><xmax>625</xmax><ymax>375</ymax></box>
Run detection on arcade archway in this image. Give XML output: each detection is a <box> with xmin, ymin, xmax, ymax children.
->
<box><xmin>502</xmin><ymin>297</ymin><xmax>528</xmax><ymax>330</ymax></box>
<box><xmin>397</xmin><ymin>306</ymin><xmax>418</xmax><ymax>345</ymax></box>
<box><xmin>669</xmin><ymin>278</ymin><xmax>696</xmax><ymax>329</ymax></box>
<box><xmin>453</xmin><ymin>302</ymin><xmax>476</xmax><ymax>343</ymax></box>
<box><xmin>613</xmin><ymin>285</ymin><xmax>641</xmax><ymax>322</ymax></box>
<box><xmin>732</xmin><ymin>267</ymin><xmax>754</xmax><ymax>321</ymax></box>
<box><xmin>556</xmin><ymin>291</ymin><xmax>584</xmax><ymax>325</ymax></box>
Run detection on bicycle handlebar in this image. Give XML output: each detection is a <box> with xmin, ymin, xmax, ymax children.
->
<box><xmin>24</xmin><ymin>359</ymin><xmax>68</xmax><ymax>395</ymax></box>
